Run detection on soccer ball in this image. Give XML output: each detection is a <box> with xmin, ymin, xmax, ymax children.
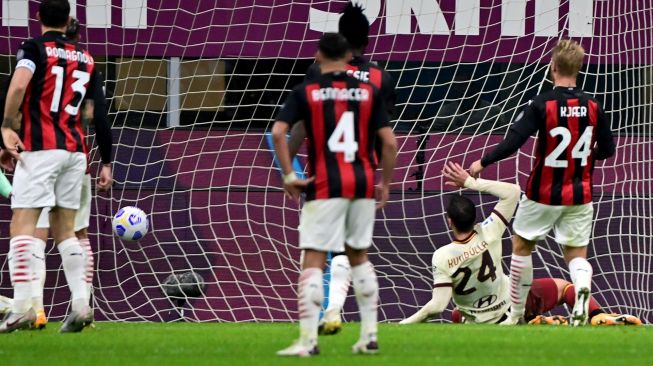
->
<box><xmin>112</xmin><ymin>206</ymin><xmax>149</xmax><ymax>241</ymax></box>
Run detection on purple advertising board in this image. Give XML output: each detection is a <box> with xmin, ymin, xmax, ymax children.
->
<box><xmin>0</xmin><ymin>0</ymin><xmax>650</xmax><ymax>63</ymax></box>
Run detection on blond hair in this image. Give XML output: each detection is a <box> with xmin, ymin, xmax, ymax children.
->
<box><xmin>552</xmin><ymin>39</ymin><xmax>585</xmax><ymax>77</ymax></box>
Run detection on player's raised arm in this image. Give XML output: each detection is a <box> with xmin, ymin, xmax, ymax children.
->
<box><xmin>443</xmin><ymin>162</ymin><xmax>520</xmax><ymax>237</ymax></box>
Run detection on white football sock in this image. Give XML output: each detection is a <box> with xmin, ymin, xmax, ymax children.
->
<box><xmin>9</xmin><ymin>235</ymin><xmax>34</xmax><ymax>314</ymax></box>
<box><xmin>58</xmin><ymin>237</ymin><xmax>88</xmax><ymax>312</ymax></box>
<box><xmin>298</xmin><ymin>268</ymin><xmax>323</xmax><ymax>347</ymax></box>
<box><xmin>568</xmin><ymin>257</ymin><xmax>592</xmax><ymax>293</ymax></box>
<box><xmin>79</xmin><ymin>238</ymin><xmax>94</xmax><ymax>300</ymax></box>
<box><xmin>324</xmin><ymin>255</ymin><xmax>351</xmax><ymax>320</ymax></box>
<box><xmin>351</xmin><ymin>261</ymin><xmax>378</xmax><ymax>342</ymax></box>
<box><xmin>31</xmin><ymin>238</ymin><xmax>46</xmax><ymax>312</ymax></box>
<box><xmin>508</xmin><ymin>254</ymin><xmax>533</xmax><ymax>318</ymax></box>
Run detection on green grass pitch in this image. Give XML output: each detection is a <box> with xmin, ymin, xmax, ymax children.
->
<box><xmin>1</xmin><ymin>322</ymin><xmax>652</xmax><ymax>365</ymax></box>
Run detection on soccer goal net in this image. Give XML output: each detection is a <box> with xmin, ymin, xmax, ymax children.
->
<box><xmin>0</xmin><ymin>0</ymin><xmax>651</xmax><ymax>323</ymax></box>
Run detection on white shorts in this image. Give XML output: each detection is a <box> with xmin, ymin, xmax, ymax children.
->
<box><xmin>11</xmin><ymin>150</ymin><xmax>86</xmax><ymax>210</ymax></box>
<box><xmin>36</xmin><ymin>173</ymin><xmax>92</xmax><ymax>231</ymax></box>
<box><xmin>298</xmin><ymin>198</ymin><xmax>375</xmax><ymax>252</ymax></box>
<box><xmin>512</xmin><ymin>196</ymin><xmax>593</xmax><ymax>247</ymax></box>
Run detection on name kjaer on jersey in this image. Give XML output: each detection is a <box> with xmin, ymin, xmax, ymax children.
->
<box><xmin>560</xmin><ymin>106</ymin><xmax>587</xmax><ymax>117</ymax></box>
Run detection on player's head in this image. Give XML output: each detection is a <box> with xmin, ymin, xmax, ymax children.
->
<box><xmin>66</xmin><ymin>17</ymin><xmax>80</xmax><ymax>41</ymax></box>
<box><xmin>38</xmin><ymin>0</ymin><xmax>70</xmax><ymax>29</ymax></box>
<box><xmin>446</xmin><ymin>195</ymin><xmax>476</xmax><ymax>233</ymax></box>
<box><xmin>551</xmin><ymin>39</ymin><xmax>585</xmax><ymax>78</ymax></box>
<box><xmin>316</xmin><ymin>32</ymin><xmax>350</xmax><ymax>63</ymax></box>
<box><xmin>338</xmin><ymin>2</ymin><xmax>369</xmax><ymax>52</ymax></box>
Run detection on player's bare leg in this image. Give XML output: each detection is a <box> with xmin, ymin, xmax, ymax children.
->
<box><xmin>563</xmin><ymin>245</ymin><xmax>592</xmax><ymax>326</ymax></box>
<box><xmin>0</xmin><ymin>208</ymin><xmax>40</xmax><ymax>333</ymax></box>
<box><xmin>50</xmin><ymin>207</ymin><xmax>92</xmax><ymax>333</ymax></box>
<box><xmin>346</xmin><ymin>246</ymin><xmax>379</xmax><ymax>355</ymax></box>
<box><xmin>502</xmin><ymin>234</ymin><xmax>536</xmax><ymax>325</ymax></box>
<box><xmin>277</xmin><ymin>249</ymin><xmax>324</xmax><ymax>357</ymax></box>
<box><xmin>318</xmin><ymin>252</ymin><xmax>350</xmax><ymax>335</ymax></box>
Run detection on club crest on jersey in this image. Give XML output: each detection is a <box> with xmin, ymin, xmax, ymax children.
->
<box><xmin>560</xmin><ymin>106</ymin><xmax>587</xmax><ymax>117</ymax></box>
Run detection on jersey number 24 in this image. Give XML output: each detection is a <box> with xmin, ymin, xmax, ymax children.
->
<box><xmin>452</xmin><ymin>251</ymin><xmax>497</xmax><ymax>296</ymax></box>
<box><xmin>545</xmin><ymin>126</ymin><xmax>594</xmax><ymax>168</ymax></box>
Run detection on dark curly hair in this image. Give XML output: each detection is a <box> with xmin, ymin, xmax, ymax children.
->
<box><xmin>338</xmin><ymin>2</ymin><xmax>369</xmax><ymax>50</ymax></box>
<box><xmin>66</xmin><ymin>17</ymin><xmax>80</xmax><ymax>40</ymax></box>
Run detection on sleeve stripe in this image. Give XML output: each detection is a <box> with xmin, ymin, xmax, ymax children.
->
<box><xmin>433</xmin><ymin>283</ymin><xmax>453</xmax><ymax>288</ymax></box>
<box><xmin>16</xmin><ymin>59</ymin><xmax>36</xmax><ymax>73</ymax></box>
<box><xmin>492</xmin><ymin>209</ymin><xmax>510</xmax><ymax>226</ymax></box>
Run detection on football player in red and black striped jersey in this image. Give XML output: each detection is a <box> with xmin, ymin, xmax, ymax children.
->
<box><xmin>273</xmin><ymin>33</ymin><xmax>397</xmax><ymax>357</ymax></box>
<box><xmin>288</xmin><ymin>2</ymin><xmax>397</xmax><ymax>337</ymax></box>
<box><xmin>0</xmin><ymin>0</ymin><xmax>107</xmax><ymax>333</ymax></box>
<box><xmin>470</xmin><ymin>40</ymin><xmax>616</xmax><ymax>326</ymax></box>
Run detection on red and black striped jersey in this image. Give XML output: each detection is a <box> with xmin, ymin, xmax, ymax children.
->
<box><xmin>277</xmin><ymin>72</ymin><xmax>389</xmax><ymax>201</ymax></box>
<box><xmin>482</xmin><ymin>87</ymin><xmax>615</xmax><ymax>205</ymax></box>
<box><xmin>306</xmin><ymin>56</ymin><xmax>396</xmax><ymax>119</ymax></box>
<box><xmin>13</xmin><ymin>31</ymin><xmax>99</xmax><ymax>154</ymax></box>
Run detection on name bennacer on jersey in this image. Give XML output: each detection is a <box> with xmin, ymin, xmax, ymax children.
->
<box><xmin>311</xmin><ymin>87</ymin><xmax>369</xmax><ymax>102</ymax></box>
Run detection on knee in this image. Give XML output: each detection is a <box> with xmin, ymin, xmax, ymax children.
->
<box><xmin>563</xmin><ymin>246</ymin><xmax>588</xmax><ymax>262</ymax></box>
<box><xmin>345</xmin><ymin>246</ymin><xmax>367</xmax><ymax>266</ymax></box>
<box><xmin>512</xmin><ymin>235</ymin><xmax>535</xmax><ymax>255</ymax></box>
<box><xmin>76</xmin><ymin>228</ymin><xmax>88</xmax><ymax>239</ymax></box>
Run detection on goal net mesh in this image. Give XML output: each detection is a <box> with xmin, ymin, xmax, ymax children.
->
<box><xmin>0</xmin><ymin>0</ymin><xmax>651</xmax><ymax>323</ymax></box>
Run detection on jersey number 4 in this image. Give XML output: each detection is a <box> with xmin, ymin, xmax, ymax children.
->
<box><xmin>452</xmin><ymin>251</ymin><xmax>497</xmax><ymax>296</ymax></box>
<box><xmin>50</xmin><ymin>66</ymin><xmax>90</xmax><ymax>116</ymax></box>
<box><xmin>545</xmin><ymin>126</ymin><xmax>594</xmax><ymax>168</ymax></box>
<box><xmin>328</xmin><ymin>111</ymin><xmax>359</xmax><ymax>163</ymax></box>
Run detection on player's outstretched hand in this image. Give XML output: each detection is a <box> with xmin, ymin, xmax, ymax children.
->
<box><xmin>469</xmin><ymin>159</ymin><xmax>484</xmax><ymax>178</ymax></box>
<box><xmin>375</xmin><ymin>183</ymin><xmax>390</xmax><ymax>209</ymax></box>
<box><xmin>399</xmin><ymin>311</ymin><xmax>428</xmax><ymax>324</ymax></box>
<box><xmin>1</xmin><ymin>127</ymin><xmax>24</xmax><ymax>162</ymax></box>
<box><xmin>443</xmin><ymin>161</ymin><xmax>470</xmax><ymax>188</ymax></box>
<box><xmin>283</xmin><ymin>177</ymin><xmax>314</xmax><ymax>203</ymax></box>
<box><xmin>0</xmin><ymin>149</ymin><xmax>15</xmax><ymax>172</ymax></box>
<box><xmin>97</xmin><ymin>164</ymin><xmax>113</xmax><ymax>192</ymax></box>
